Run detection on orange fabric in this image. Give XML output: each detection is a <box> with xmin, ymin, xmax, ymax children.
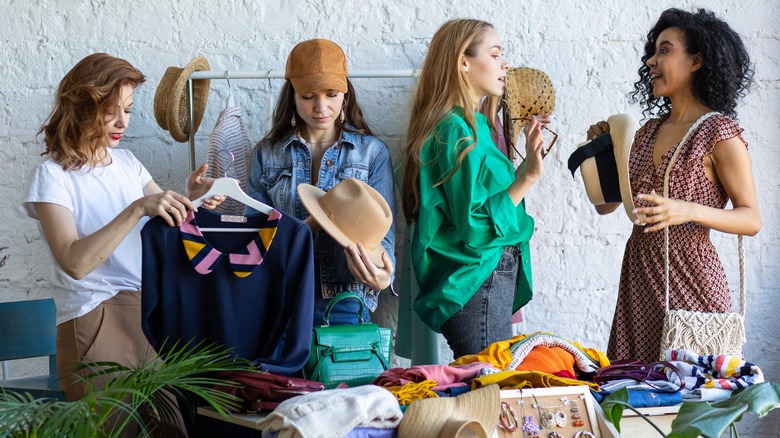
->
<box><xmin>515</xmin><ymin>345</ymin><xmax>576</xmax><ymax>376</ymax></box>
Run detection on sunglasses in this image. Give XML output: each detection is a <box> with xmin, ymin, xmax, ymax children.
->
<box><xmin>500</xmin><ymin>101</ymin><xmax>558</xmax><ymax>161</ymax></box>
<box><xmin>508</xmin><ymin>117</ymin><xmax>558</xmax><ymax>161</ymax></box>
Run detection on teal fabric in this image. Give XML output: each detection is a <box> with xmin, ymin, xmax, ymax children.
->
<box><xmin>394</xmin><ymin>222</ymin><xmax>441</xmax><ymax>365</ymax></box>
<box><xmin>412</xmin><ymin>107</ymin><xmax>535</xmax><ymax>333</ymax></box>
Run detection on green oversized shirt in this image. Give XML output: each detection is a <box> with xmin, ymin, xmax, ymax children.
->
<box><xmin>412</xmin><ymin>107</ymin><xmax>535</xmax><ymax>333</ymax></box>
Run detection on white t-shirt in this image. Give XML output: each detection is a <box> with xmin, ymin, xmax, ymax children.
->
<box><xmin>22</xmin><ymin>148</ymin><xmax>153</xmax><ymax>325</ymax></box>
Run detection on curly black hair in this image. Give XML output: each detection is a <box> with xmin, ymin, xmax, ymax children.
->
<box><xmin>630</xmin><ymin>8</ymin><xmax>753</xmax><ymax>119</ymax></box>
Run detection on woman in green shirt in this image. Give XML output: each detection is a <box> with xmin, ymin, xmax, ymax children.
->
<box><xmin>401</xmin><ymin>18</ymin><xmax>546</xmax><ymax>359</ymax></box>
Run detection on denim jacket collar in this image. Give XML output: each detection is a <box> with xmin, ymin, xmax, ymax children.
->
<box><xmin>280</xmin><ymin>126</ymin><xmax>360</xmax><ymax>152</ymax></box>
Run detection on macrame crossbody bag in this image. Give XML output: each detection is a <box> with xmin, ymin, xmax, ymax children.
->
<box><xmin>658</xmin><ymin>112</ymin><xmax>746</xmax><ymax>359</ymax></box>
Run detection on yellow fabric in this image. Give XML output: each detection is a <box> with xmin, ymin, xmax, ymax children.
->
<box><xmin>386</xmin><ymin>379</ymin><xmax>439</xmax><ymax>406</ymax></box>
<box><xmin>451</xmin><ymin>334</ymin><xmax>531</xmax><ymax>368</ymax></box>
<box><xmin>259</xmin><ymin>227</ymin><xmax>277</xmax><ymax>249</ymax></box>
<box><xmin>182</xmin><ymin>240</ymin><xmax>206</xmax><ymax>260</ymax></box>
<box><xmin>472</xmin><ymin>370</ymin><xmax>600</xmax><ymax>391</ymax></box>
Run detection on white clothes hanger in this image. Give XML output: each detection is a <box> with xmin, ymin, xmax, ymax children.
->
<box><xmin>225</xmin><ymin>70</ymin><xmax>235</xmax><ymax>109</ymax></box>
<box><xmin>192</xmin><ymin>150</ymin><xmax>275</xmax><ymax>232</ymax></box>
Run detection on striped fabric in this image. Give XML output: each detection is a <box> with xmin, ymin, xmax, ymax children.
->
<box><xmin>179</xmin><ymin>209</ymin><xmax>281</xmax><ymax>277</ymax></box>
<box><xmin>666</xmin><ymin>348</ymin><xmax>764</xmax><ymax>392</ymax></box>
<box><xmin>206</xmin><ymin>106</ymin><xmax>252</xmax><ymax>215</ymax></box>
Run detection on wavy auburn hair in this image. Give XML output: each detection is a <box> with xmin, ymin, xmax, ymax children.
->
<box><xmin>38</xmin><ymin>53</ymin><xmax>145</xmax><ymax>170</ymax></box>
<box><xmin>631</xmin><ymin>8</ymin><xmax>753</xmax><ymax>119</ymax></box>
<box><xmin>401</xmin><ymin>18</ymin><xmax>498</xmax><ymax>222</ymax></box>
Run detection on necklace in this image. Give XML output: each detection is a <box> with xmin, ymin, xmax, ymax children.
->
<box><xmin>304</xmin><ymin>138</ymin><xmax>339</xmax><ymax>146</ymax></box>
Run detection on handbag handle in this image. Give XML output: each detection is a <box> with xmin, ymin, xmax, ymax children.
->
<box><xmin>594</xmin><ymin>360</ymin><xmax>685</xmax><ymax>392</ymax></box>
<box><xmin>321</xmin><ymin>292</ymin><xmax>367</xmax><ymax>326</ymax></box>
<box><xmin>662</xmin><ymin>112</ymin><xmax>745</xmax><ymax>317</ymax></box>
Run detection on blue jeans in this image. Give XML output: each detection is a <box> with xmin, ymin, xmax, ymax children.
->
<box><xmin>440</xmin><ymin>246</ymin><xmax>520</xmax><ymax>359</ymax></box>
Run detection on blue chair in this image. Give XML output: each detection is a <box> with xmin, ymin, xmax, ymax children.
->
<box><xmin>0</xmin><ymin>298</ymin><xmax>64</xmax><ymax>400</ymax></box>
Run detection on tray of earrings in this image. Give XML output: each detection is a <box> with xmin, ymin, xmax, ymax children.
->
<box><xmin>496</xmin><ymin>385</ymin><xmax>603</xmax><ymax>438</ymax></box>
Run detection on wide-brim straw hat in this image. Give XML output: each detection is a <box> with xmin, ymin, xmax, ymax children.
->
<box><xmin>398</xmin><ymin>384</ymin><xmax>500</xmax><ymax>438</ymax></box>
<box><xmin>504</xmin><ymin>67</ymin><xmax>556</xmax><ymax>136</ymax></box>
<box><xmin>154</xmin><ymin>56</ymin><xmax>210</xmax><ymax>142</ymax></box>
<box><xmin>298</xmin><ymin>178</ymin><xmax>392</xmax><ymax>268</ymax></box>
<box><xmin>567</xmin><ymin>113</ymin><xmax>644</xmax><ymax>223</ymax></box>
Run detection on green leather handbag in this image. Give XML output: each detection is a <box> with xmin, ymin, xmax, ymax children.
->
<box><xmin>302</xmin><ymin>292</ymin><xmax>392</xmax><ymax>388</ymax></box>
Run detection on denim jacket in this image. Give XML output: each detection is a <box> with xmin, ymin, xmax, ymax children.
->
<box><xmin>246</xmin><ymin>128</ymin><xmax>396</xmax><ymax>312</ymax></box>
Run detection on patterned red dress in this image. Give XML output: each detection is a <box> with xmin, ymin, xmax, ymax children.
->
<box><xmin>607</xmin><ymin>113</ymin><xmax>746</xmax><ymax>362</ymax></box>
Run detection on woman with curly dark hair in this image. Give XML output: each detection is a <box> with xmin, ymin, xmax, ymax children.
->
<box><xmin>587</xmin><ymin>8</ymin><xmax>761</xmax><ymax>362</ymax></box>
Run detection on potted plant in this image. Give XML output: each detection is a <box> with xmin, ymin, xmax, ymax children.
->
<box><xmin>0</xmin><ymin>340</ymin><xmax>255</xmax><ymax>437</ymax></box>
<box><xmin>601</xmin><ymin>382</ymin><xmax>780</xmax><ymax>437</ymax></box>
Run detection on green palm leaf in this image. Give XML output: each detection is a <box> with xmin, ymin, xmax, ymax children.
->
<box><xmin>0</xmin><ymin>340</ymin><xmax>254</xmax><ymax>437</ymax></box>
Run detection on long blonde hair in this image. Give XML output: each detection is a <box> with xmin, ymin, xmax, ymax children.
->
<box><xmin>401</xmin><ymin>19</ymin><xmax>500</xmax><ymax>222</ymax></box>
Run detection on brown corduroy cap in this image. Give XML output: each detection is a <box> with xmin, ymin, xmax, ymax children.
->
<box><xmin>285</xmin><ymin>39</ymin><xmax>348</xmax><ymax>95</ymax></box>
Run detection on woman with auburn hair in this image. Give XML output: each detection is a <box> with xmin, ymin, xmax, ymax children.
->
<box><xmin>247</xmin><ymin>39</ymin><xmax>395</xmax><ymax>326</ymax></box>
<box><xmin>23</xmin><ymin>53</ymin><xmax>220</xmax><ymax>406</ymax></box>
<box><xmin>402</xmin><ymin>18</ymin><xmax>545</xmax><ymax>358</ymax></box>
<box><xmin>587</xmin><ymin>8</ymin><xmax>761</xmax><ymax>362</ymax></box>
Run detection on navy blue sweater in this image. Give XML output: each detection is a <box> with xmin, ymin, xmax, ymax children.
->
<box><xmin>141</xmin><ymin>208</ymin><xmax>314</xmax><ymax>375</ymax></box>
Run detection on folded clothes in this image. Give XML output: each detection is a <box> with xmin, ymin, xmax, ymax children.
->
<box><xmin>452</xmin><ymin>332</ymin><xmax>610</xmax><ymax>375</ymax></box>
<box><xmin>591</xmin><ymin>388</ymin><xmax>682</xmax><ymax>407</ymax></box>
<box><xmin>257</xmin><ymin>385</ymin><xmax>402</xmax><ymax>438</ymax></box>
<box><xmin>665</xmin><ymin>349</ymin><xmax>764</xmax><ymax>402</ymax></box>
<box><xmin>373</xmin><ymin>361</ymin><xmax>494</xmax><ymax>390</ymax></box>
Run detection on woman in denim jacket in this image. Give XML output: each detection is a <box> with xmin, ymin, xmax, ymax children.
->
<box><xmin>247</xmin><ymin>39</ymin><xmax>396</xmax><ymax>325</ymax></box>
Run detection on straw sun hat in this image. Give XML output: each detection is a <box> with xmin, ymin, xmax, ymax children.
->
<box><xmin>298</xmin><ymin>178</ymin><xmax>393</xmax><ymax>268</ymax></box>
<box><xmin>567</xmin><ymin>113</ymin><xmax>644</xmax><ymax>223</ymax></box>
<box><xmin>503</xmin><ymin>67</ymin><xmax>556</xmax><ymax>134</ymax></box>
<box><xmin>154</xmin><ymin>56</ymin><xmax>211</xmax><ymax>142</ymax></box>
<box><xmin>398</xmin><ymin>384</ymin><xmax>500</xmax><ymax>438</ymax></box>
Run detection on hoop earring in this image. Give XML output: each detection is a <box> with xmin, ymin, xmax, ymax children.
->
<box><xmin>291</xmin><ymin>111</ymin><xmax>297</xmax><ymax>127</ymax></box>
<box><xmin>339</xmin><ymin>107</ymin><xmax>346</xmax><ymax>124</ymax></box>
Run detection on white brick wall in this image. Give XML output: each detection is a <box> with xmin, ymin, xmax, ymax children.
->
<box><xmin>2</xmin><ymin>0</ymin><xmax>778</xmax><ymax>434</ymax></box>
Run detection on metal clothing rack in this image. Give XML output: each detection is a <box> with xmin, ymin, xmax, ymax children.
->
<box><xmin>185</xmin><ymin>69</ymin><xmax>419</xmax><ymax>171</ymax></box>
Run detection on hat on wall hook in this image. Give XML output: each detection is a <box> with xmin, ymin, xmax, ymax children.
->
<box><xmin>154</xmin><ymin>56</ymin><xmax>211</xmax><ymax>142</ymax></box>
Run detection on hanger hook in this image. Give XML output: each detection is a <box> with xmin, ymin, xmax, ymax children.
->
<box><xmin>225</xmin><ymin>70</ymin><xmax>232</xmax><ymax>92</ymax></box>
<box><xmin>216</xmin><ymin>147</ymin><xmax>235</xmax><ymax>178</ymax></box>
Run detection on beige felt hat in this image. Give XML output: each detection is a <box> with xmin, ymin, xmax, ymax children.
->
<box><xmin>298</xmin><ymin>179</ymin><xmax>392</xmax><ymax>267</ymax></box>
<box><xmin>398</xmin><ymin>384</ymin><xmax>500</xmax><ymax>438</ymax></box>
<box><xmin>567</xmin><ymin>113</ymin><xmax>644</xmax><ymax>223</ymax></box>
<box><xmin>154</xmin><ymin>56</ymin><xmax>211</xmax><ymax>142</ymax></box>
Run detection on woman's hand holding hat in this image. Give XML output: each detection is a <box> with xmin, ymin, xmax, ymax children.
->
<box><xmin>587</xmin><ymin>120</ymin><xmax>611</xmax><ymax>140</ymax></box>
<box><xmin>345</xmin><ymin>243</ymin><xmax>394</xmax><ymax>291</ymax></box>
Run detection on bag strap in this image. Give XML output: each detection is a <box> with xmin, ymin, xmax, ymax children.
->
<box><xmin>653</xmin><ymin>360</ymin><xmax>686</xmax><ymax>391</ymax></box>
<box><xmin>662</xmin><ymin>112</ymin><xmax>745</xmax><ymax>317</ymax></box>
<box><xmin>321</xmin><ymin>292</ymin><xmax>367</xmax><ymax>326</ymax></box>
